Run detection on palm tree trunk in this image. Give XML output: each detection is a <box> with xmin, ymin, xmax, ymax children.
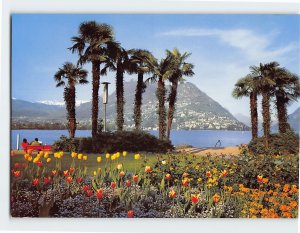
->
<box><xmin>250</xmin><ymin>92</ymin><xmax>258</xmax><ymax>139</ymax></box>
<box><xmin>262</xmin><ymin>90</ymin><xmax>271</xmax><ymax>148</ymax></box>
<box><xmin>69</xmin><ymin>85</ymin><xmax>76</xmax><ymax>138</ymax></box>
<box><xmin>157</xmin><ymin>77</ymin><xmax>166</xmax><ymax>140</ymax></box>
<box><xmin>134</xmin><ymin>72</ymin><xmax>144</xmax><ymax>131</ymax></box>
<box><xmin>276</xmin><ymin>95</ymin><xmax>289</xmax><ymax>134</ymax></box>
<box><xmin>116</xmin><ymin>63</ymin><xmax>124</xmax><ymax>131</ymax></box>
<box><xmin>167</xmin><ymin>81</ymin><xmax>178</xmax><ymax>140</ymax></box>
<box><xmin>92</xmin><ymin>60</ymin><xmax>100</xmax><ymax>138</ymax></box>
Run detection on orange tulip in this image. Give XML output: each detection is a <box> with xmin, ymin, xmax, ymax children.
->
<box><xmin>165</xmin><ymin>174</ymin><xmax>171</xmax><ymax>180</ymax></box>
<box><xmin>96</xmin><ymin>189</ymin><xmax>104</xmax><ymax>200</ymax></box>
<box><xmin>206</xmin><ymin>171</ymin><xmax>211</xmax><ymax>178</ymax></box>
<box><xmin>213</xmin><ymin>194</ymin><xmax>220</xmax><ymax>203</ymax></box>
<box><xmin>169</xmin><ymin>190</ymin><xmax>177</xmax><ymax>198</ymax></box>
<box><xmin>145</xmin><ymin>166</ymin><xmax>152</xmax><ymax>173</ymax></box>
<box><xmin>133</xmin><ymin>175</ymin><xmax>139</xmax><ymax>183</ymax></box>
<box><xmin>182</xmin><ymin>179</ymin><xmax>189</xmax><ymax>187</ymax></box>
<box><xmin>119</xmin><ymin>171</ymin><xmax>125</xmax><ymax>178</ymax></box>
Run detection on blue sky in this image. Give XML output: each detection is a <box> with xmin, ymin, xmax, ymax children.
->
<box><xmin>12</xmin><ymin>14</ymin><xmax>300</xmax><ymax>117</ymax></box>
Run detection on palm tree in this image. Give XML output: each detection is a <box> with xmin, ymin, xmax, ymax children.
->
<box><xmin>273</xmin><ymin>68</ymin><xmax>300</xmax><ymax>133</ymax></box>
<box><xmin>232</xmin><ymin>74</ymin><xmax>259</xmax><ymax>140</ymax></box>
<box><xmin>166</xmin><ymin>48</ymin><xmax>194</xmax><ymax>140</ymax></box>
<box><xmin>251</xmin><ymin>62</ymin><xmax>278</xmax><ymax>148</ymax></box>
<box><xmin>54</xmin><ymin>62</ymin><xmax>88</xmax><ymax>138</ymax></box>
<box><xmin>147</xmin><ymin>52</ymin><xmax>175</xmax><ymax>140</ymax></box>
<box><xmin>128</xmin><ymin>49</ymin><xmax>155</xmax><ymax>131</ymax></box>
<box><xmin>69</xmin><ymin>21</ymin><xmax>116</xmax><ymax>138</ymax></box>
<box><xmin>101</xmin><ymin>46</ymin><xmax>129</xmax><ymax>131</ymax></box>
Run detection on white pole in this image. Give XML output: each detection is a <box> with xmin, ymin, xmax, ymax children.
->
<box><xmin>16</xmin><ymin>134</ymin><xmax>20</xmax><ymax>150</ymax></box>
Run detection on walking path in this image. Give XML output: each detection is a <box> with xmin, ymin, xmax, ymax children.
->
<box><xmin>176</xmin><ymin>146</ymin><xmax>240</xmax><ymax>156</ymax></box>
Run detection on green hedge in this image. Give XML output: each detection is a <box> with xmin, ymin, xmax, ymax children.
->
<box><xmin>52</xmin><ymin>131</ymin><xmax>174</xmax><ymax>153</ymax></box>
<box><xmin>248</xmin><ymin>131</ymin><xmax>299</xmax><ymax>155</ymax></box>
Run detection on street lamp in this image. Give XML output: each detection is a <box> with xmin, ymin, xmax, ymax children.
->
<box><xmin>102</xmin><ymin>82</ymin><xmax>110</xmax><ymax>132</ymax></box>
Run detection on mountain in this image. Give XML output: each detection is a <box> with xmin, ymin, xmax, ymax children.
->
<box><xmin>234</xmin><ymin>113</ymin><xmax>251</xmax><ymax>127</ymax></box>
<box><xmin>12</xmin><ymin>81</ymin><xmax>249</xmax><ymax>130</ymax></box>
<box><xmin>271</xmin><ymin>107</ymin><xmax>300</xmax><ymax>133</ymax></box>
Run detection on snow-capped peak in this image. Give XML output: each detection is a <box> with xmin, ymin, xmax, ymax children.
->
<box><xmin>37</xmin><ymin>100</ymin><xmax>89</xmax><ymax>107</ymax></box>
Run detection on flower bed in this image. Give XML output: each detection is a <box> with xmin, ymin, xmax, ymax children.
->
<box><xmin>10</xmin><ymin>147</ymin><xmax>298</xmax><ymax>218</ymax></box>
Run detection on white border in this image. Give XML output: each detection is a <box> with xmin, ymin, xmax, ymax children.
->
<box><xmin>1</xmin><ymin>1</ymin><xmax>299</xmax><ymax>233</ymax></box>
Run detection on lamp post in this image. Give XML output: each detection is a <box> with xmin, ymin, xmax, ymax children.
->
<box><xmin>102</xmin><ymin>82</ymin><xmax>110</xmax><ymax>132</ymax></box>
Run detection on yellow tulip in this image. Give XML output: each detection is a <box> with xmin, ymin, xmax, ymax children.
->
<box><xmin>78</xmin><ymin>153</ymin><xmax>83</xmax><ymax>160</ymax></box>
<box><xmin>116</xmin><ymin>152</ymin><xmax>120</xmax><ymax>158</ymax></box>
<box><xmin>33</xmin><ymin>157</ymin><xmax>39</xmax><ymax>163</ymax></box>
<box><xmin>134</xmin><ymin>154</ymin><xmax>141</xmax><ymax>160</ymax></box>
<box><xmin>117</xmin><ymin>164</ymin><xmax>122</xmax><ymax>170</ymax></box>
<box><xmin>93</xmin><ymin>171</ymin><xmax>97</xmax><ymax>176</ymax></box>
<box><xmin>83</xmin><ymin>155</ymin><xmax>88</xmax><ymax>161</ymax></box>
<box><xmin>122</xmin><ymin>151</ymin><xmax>127</xmax><ymax>157</ymax></box>
<box><xmin>46</xmin><ymin>158</ymin><xmax>51</xmax><ymax>163</ymax></box>
<box><xmin>27</xmin><ymin>156</ymin><xmax>33</xmax><ymax>162</ymax></box>
<box><xmin>111</xmin><ymin>154</ymin><xmax>116</xmax><ymax>161</ymax></box>
<box><xmin>39</xmin><ymin>151</ymin><xmax>44</xmax><ymax>156</ymax></box>
<box><xmin>106</xmin><ymin>153</ymin><xmax>110</xmax><ymax>159</ymax></box>
<box><xmin>97</xmin><ymin>156</ymin><xmax>102</xmax><ymax>163</ymax></box>
<box><xmin>44</xmin><ymin>152</ymin><xmax>49</xmax><ymax>159</ymax></box>
<box><xmin>71</xmin><ymin>152</ymin><xmax>77</xmax><ymax>158</ymax></box>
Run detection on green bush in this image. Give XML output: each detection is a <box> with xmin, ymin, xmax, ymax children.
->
<box><xmin>52</xmin><ymin>131</ymin><xmax>174</xmax><ymax>153</ymax></box>
<box><xmin>248</xmin><ymin>131</ymin><xmax>299</xmax><ymax>155</ymax></box>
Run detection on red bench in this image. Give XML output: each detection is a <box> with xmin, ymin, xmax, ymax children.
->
<box><xmin>24</xmin><ymin>145</ymin><xmax>52</xmax><ymax>152</ymax></box>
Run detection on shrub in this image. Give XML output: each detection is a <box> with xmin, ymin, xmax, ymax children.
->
<box><xmin>248</xmin><ymin>131</ymin><xmax>299</xmax><ymax>155</ymax></box>
<box><xmin>52</xmin><ymin>131</ymin><xmax>174</xmax><ymax>153</ymax></box>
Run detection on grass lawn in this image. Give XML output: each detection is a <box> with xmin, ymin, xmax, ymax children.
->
<box><xmin>11</xmin><ymin>151</ymin><xmax>170</xmax><ymax>174</ymax></box>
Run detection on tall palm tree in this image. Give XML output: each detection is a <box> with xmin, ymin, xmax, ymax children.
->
<box><xmin>69</xmin><ymin>21</ymin><xmax>116</xmax><ymax>138</ymax></box>
<box><xmin>128</xmin><ymin>49</ymin><xmax>155</xmax><ymax>131</ymax></box>
<box><xmin>273</xmin><ymin>68</ymin><xmax>300</xmax><ymax>133</ymax></box>
<box><xmin>147</xmin><ymin>52</ymin><xmax>175</xmax><ymax>140</ymax></box>
<box><xmin>251</xmin><ymin>62</ymin><xmax>278</xmax><ymax>148</ymax></box>
<box><xmin>166</xmin><ymin>48</ymin><xmax>194</xmax><ymax>140</ymax></box>
<box><xmin>101</xmin><ymin>46</ymin><xmax>129</xmax><ymax>131</ymax></box>
<box><xmin>54</xmin><ymin>62</ymin><xmax>88</xmax><ymax>138</ymax></box>
<box><xmin>232</xmin><ymin>74</ymin><xmax>259</xmax><ymax>140</ymax></box>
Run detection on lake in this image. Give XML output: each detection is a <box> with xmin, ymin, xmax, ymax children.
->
<box><xmin>11</xmin><ymin>129</ymin><xmax>253</xmax><ymax>150</ymax></box>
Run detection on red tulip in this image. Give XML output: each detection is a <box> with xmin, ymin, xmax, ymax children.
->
<box><xmin>86</xmin><ymin>189</ymin><xmax>93</xmax><ymax>197</ymax></box>
<box><xmin>96</xmin><ymin>189</ymin><xmax>104</xmax><ymax>199</ymax></box>
<box><xmin>125</xmin><ymin>180</ymin><xmax>131</xmax><ymax>188</ymax></box>
<box><xmin>257</xmin><ymin>175</ymin><xmax>263</xmax><ymax>183</ymax></box>
<box><xmin>127</xmin><ymin>210</ymin><xmax>134</xmax><ymax>218</ymax></box>
<box><xmin>66</xmin><ymin>176</ymin><xmax>73</xmax><ymax>183</ymax></box>
<box><xmin>36</xmin><ymin>161</ymin><xmax>43</xmax><ymax>167</ymax></box>
<box><xmin>13</xmin><ymin>163</ymin><xmax>19</xmax><ymax>169</ymax></box>
<box><xmin>13</xmin><ymin>171</ymin><xmax>20</xmax><ymax>177</ymax></box>
<box><xmin>43</xmin><ymin>177</ymin><xmax>51</xmax><ymax>185</ymax></box>
<box><xmin>33</xmin><ymin>178</ymin><xmax>39</xmax><ymax>186</ymax></box>
<box><xmin>76</xmin><ymin>177</ymin><xmax>83</xmax><ymax>184</ymax></box>
<box><xmin>69</xmin><ymin>167</ymin><xmax>75</xmax><ymax>174</ymax></box>
<box><xmin>191</xmin><ymin>194</ymin><xmax>200</xmax><ymax>204</ymax></box>
<box><xmin>63</xmin><ymin>170</ymin><xmax>69</xmax><ymax>177</ymax></box>
<box><xmin>110</xmin><ymin>182</ymin><xmax>116</xmax><ymax>189</ymax></box>
<box><xmin>82</xmin><ymin>185</ymin><xmax>89</xmax><ymax>192</ymax></box>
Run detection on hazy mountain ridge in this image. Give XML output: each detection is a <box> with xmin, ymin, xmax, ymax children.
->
<box><xmin>12</xmin><ymin>81</ymin><xmax>249</xmax><ymax>130</ymax></box>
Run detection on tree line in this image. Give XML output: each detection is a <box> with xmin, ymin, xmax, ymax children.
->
<box><xmin>54</xmin><ymin>21</ymin><xmax>194</xmax><ymax>140</ymax></box>
<box><xmin>232</xmin><ymin>61</ymin><xmax>300</xmax><ymax>148</ymax></box>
